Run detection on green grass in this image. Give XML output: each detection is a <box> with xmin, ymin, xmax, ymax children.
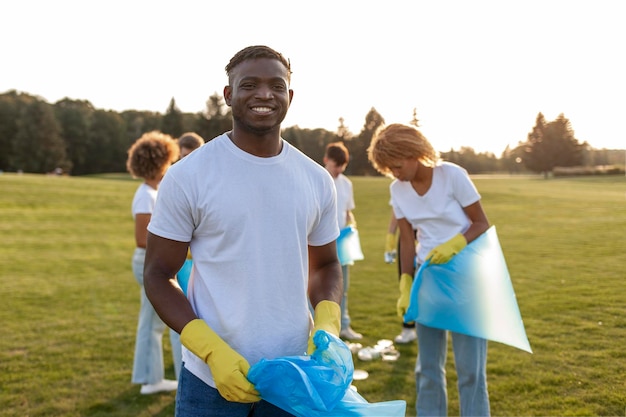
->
<box><xmin>1</xmin><ymin>172</ymin><xmax>625</xmax><ymax>416</ymax></box>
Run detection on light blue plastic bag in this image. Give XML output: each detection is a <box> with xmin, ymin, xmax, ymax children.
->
<box><xmin>248</xmin><ymin>330</ymin><xmax>406</xmax><ymax>417</ymax></box>
<box><xmin>176</xmin><ymin>259</ymin><xmax>193</xmax><ymax>296</ymax></box>
<box><xmin>404</xmin><ymin>226</ymin><xmax>532</xmax><ymax>353</ymax></box>
<box><xmin>337</xmin><ymin>226</ymin><xmax>365</xmax><ymax>266</ymax></box>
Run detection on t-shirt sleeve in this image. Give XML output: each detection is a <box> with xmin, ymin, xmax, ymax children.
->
<box><xmin>308</xmin><ymin>173</ymin><xmax>340</xmax><ymax>247</ymax></box>
<box><xmin>132</xmin><ymin>187</ymin><xmax>154</xmax><ymax>216</ymax></box>
<box><xmin>451</xmin><ymin>165</ymin><xmax>481</xmax><ymax>207</ymax></box>
<box><xmin>147</xmin><ymin>172</ymin><xmax>194</xmax><ymax>243</ymax></box>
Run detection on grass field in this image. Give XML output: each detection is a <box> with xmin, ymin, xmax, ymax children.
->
<box><xmin>1</xmin><ymin>172</ymin><xmax>625</xmax><ymax>416</ymax></box>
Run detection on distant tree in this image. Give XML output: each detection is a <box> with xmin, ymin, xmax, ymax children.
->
<box><xmin>85</xmin><ymin>110</ymin><xmax>127</xmax><ymax>173</ymax></box>
<box><xmin>121</xmin><ymin>110</ymin><xmax>162</xmax><ymax>145</ymax></box>
<box><xmin>441</xmin><ymin>147</ymin><xmax>500</xmax><ymax>174</ymax></box>
<box><xmin>523</xmin><ymin>112</ymin><xmax>584</xmax><ymax>177</ymax></box>
<box><xmin>336</xmin><ymin>117</ymin><xmax>352</xmax><ymax>141</ymax></box>
<box><xmin>410</xmin><ymin>108</ymin><xmax>420</xmax><ymax>127</ymax></box>
<box><xmin>54</xmin><ymin>98</ymin><xmax>95</xmax><ymax>175</ymax></box>
<box><xmin>282</xmin><ymin>127</ymin><xmax>338</xmax><ymax>164</ymax></box>
<box><xmin>161</xmin><ymin>98</ymin><xmax>184</xmax><ymax>138</ymax></box>
<box><xmin>347</xmin><ymin>107</ymin><xmax>385</xmax><ymax>175</ymax></box>
<box><xmin>195</xmin><ymin>93</ymin><xmax>232</xmax><ymax>141</ymax></box>
<box><xmin>500</xmin><ymin>143</ymin><xmax>528</xmax><ymax>174</ymax></box>
<box><xmin>0</xmin><ymin>90</ymin><xmax>23</xmax><ymax>171</ymax></box>
<box><xmin>13</xmin><ymin>100</ymin><xmax>69</xmax><ymax>173</ymax></box>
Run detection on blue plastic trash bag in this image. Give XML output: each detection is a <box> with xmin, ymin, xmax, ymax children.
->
<box><xmin>404</xmin><ymin>226</ymin><xmax>532</xmax><ymax>353</ymax></box>
<box><xmin>337</xmin><ymin>226</ymin><xmax>365</xmax><ymax>266</ymax></box>
<box><xmin>176</xmin><ymin>259</ymin><xmax>193</xmax><ymax>296</ymax></box>
<box><xmin>248</xmin><ymin>330</ymin><xmax>406</xmax><ymax>417</ymax></box>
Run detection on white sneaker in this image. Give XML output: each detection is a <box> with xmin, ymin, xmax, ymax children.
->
<box><xmin>340</xmin><ymin>327</ymin><xmax>363</xmax><ymax>340</ymax></box>
<box><xmin>140</xmin><ymin>379</ymin><xmax>178</xmax><ymax>395</ymax></box>
<box><xmin>394</xmin><ymin>328</ymin><xmax>417</xmax><ymax>344</ymax></box>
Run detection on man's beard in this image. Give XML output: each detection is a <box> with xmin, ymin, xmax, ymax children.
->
<box><xmin>233</xmin><ymin>114</ymin><xmax>283</xmax><ymax>135</ymax></box>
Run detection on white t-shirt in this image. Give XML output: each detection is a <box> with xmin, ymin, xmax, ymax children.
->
<box><xmin>148</xmin><ymin>133</ymin><xmax>339</xmax><ymax>388</ymax></box>
<box><xmin>333</xmin><ymin>173</ymin><xmax>355</xmax><ymax>229</ymax></box>
<box><xmin>391</xmin><ymin>161</ymin><xmax>480</xmax><ymax>263</ymax></box>
<box><xmin>131</xmin><ymin>182</ymin><xmax>156</xmax><ymax>218</ymax></box>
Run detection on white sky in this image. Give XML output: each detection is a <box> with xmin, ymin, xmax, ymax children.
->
<box><xmin>1</xmin><ymin>0</ymin><xmax>624</xmax><ymax>154</ymax></box>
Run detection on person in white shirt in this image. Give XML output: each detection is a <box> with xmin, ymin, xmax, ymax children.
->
<box><xmin>368</xmin><ymin>123</ymin><xmax>491</xmax><ymax>417</ymax></box>
<box><xmin>143</xmin><ymin>45</ymin><xmax>343</xmax><ymax>417</ymax></box>
<box><xmin>126</xmin><ymin>131</ymin><xmax>181</xmax><ymax>395</ymax></box>
<box><xmin>323</xmin><ymin>141</ymin><xmax>362</xmax><ymax>340</ymax></box>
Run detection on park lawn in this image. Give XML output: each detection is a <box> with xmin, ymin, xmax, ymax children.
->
<box><xmin>0</xmin><ymin>173</ymin><xmax>624</xmax><ymax>416</ymax></box>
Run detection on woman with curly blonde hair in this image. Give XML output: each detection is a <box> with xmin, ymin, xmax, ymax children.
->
<box><xmin>368</xmin><ymin>123</ymin><xmax>492</xmax><ymax>416</ymax></box>
<box><xmin>126</xmin><ymin>131</ymin><xmax>181</xmax><ymax>395</ymax></box>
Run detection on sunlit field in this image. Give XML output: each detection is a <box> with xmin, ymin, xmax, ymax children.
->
<box><xmin>1</xmin><ymin>173</ymin><xmax>625</xmax><ymax>416</ymax></box>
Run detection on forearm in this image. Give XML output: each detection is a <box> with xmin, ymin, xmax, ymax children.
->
<box><xmin>308</xmin><ymin>262</ymin><xmax>343</xmax><ymax>308</ymax></box>
<box><xmin>144</xmin><ymin>274</ymin><xmax>196</xmax><ymax>333</ymax></box>
<box><xmin>144</xmin><ymin>232</ymin><xmax>196</xmax><ymax>333</ymax></box>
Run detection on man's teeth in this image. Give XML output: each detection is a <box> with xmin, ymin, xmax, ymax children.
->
<box><xmin>252</xmin><ymin>107</ymin><xmax>272</xmax><ymax>113</ymax></box>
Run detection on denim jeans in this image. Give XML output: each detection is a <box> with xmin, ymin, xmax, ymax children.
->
<box><xmin>175</xmin><ymin>365</ymin><xmax>295</xmax><ymax>417</ymax></box>
<box><xmin>131</xmin><ymin>247</ymin><xmax>182</xmax><ymax>383</ymax></box>
<box><xmin>340</xmin><ymin>264</ymin><xmax>351</xmax><ymax>329</ymax></box>
<box><xmin>415</xmin><ymin>323</ymin><xmax>490</xmax><ymax>416</ymax></box>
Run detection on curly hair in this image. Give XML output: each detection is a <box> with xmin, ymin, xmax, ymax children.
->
<box><xmin>126</xmin><ymin>131</ymin><xmax>180</xmax><ymax>180</ymax></box>
<box><xmin>367</xmin><ymin>123</ymin><xmax>440</xmax><ymax>177</ymax></box>
<box><xmin>225</xmin><ymin>45</ymin><xmax>292</xmax><ymax>84</ymax></box>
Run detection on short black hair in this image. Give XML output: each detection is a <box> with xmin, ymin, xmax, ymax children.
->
<box><xmin>225</xmin><ymin>45</ymin><xmax>292</xmax><ymax>83</ymax></box>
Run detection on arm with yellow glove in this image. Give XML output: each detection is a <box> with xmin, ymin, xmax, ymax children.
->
<box><xmin>384</xmin><ymin>232</ymin><xmax>397</xmax><ymax>263</ymax></box>
<box><xmin>425</xmin><ymin>233</ymin><xmax>467</xmax><ymax>264</ymax></box>
<box><xmin>397</xmin><ymin>273</ymin><xmax>413</xmax><ymax>317</ymax></box>
<box><xmin>180</xmin><ymin>319</ymin><xmax>260</xmax><ymax>403</ymax></box>
<box><xmin>307</xmin><ymin>300</ymin><xmax>341</xmax><ymax>355</ymax></box>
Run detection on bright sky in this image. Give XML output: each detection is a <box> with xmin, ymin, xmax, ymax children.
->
<box><xmin>2</xmin><ymin>0</ymin><xmax>624</xmax><ymax>154</ymax></box>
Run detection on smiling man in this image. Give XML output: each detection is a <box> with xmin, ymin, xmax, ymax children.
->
<box><xmin>142</xmin><ymin>45</ymin><xmax>344</xmax><ymax>417</ymax></box>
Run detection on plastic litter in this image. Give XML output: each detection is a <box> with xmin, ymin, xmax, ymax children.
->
<box><xmin>404</xmin><ymin>226</ymin><xmax>532</xmax><ymax>353</ymax></box>
<box><xmin>248</xmin><ymin>330</ymin><xmax>406</xmax><ymax>417</ymax></box>
<box><xmin>337</xmin><ymin>226</ymin><xmax>365</xmax><ymax>266</ymax></box>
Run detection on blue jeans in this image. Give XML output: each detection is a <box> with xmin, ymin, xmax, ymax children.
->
<box><xmin>131</xmin><ymin>248</ymin><xmax>182</xmax><ymax>383</ymax></box>
<box><xmin>176</xmin><ymin>365</ymin><xmax>295</xmax><ymax>417</ymax></box>
<box><xmin>415</xmin><ymin>324</ymin><xmax>490</xmax><ymax>416</ymax></box>
<box><xmin>340</xmin><ymin>264</ymin><xmax>351</xmax><ymax>329</ymax></box>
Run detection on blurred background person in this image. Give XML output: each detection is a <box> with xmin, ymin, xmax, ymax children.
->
<box><xmin>324</xmin><ymin>141</ymin><xmax>362</xmax><ymax>340</ymax></box>
<box><xmin>126</xmin><ymin>131</ymin><xmax>181</xmax><ymax>395</ymax></box>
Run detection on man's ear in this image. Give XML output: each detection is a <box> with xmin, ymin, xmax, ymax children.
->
<box><xmin>223</xmin><ymin>85</ymin><xmax>232</xmax><ymax>106</ymax></box>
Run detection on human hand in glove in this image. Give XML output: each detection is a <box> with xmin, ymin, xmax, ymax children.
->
<box><xmin>307</xmin><ymin>300</ymin><xmax>341</xmax><ymax>355</ymax></box>
<box><xmin>180</xmin><ymin>319</ymin><xmax>260</xmax><ymax>403</ymax></box>
<box><xmin>426</xmin><ymin>233</ymin><xmax>467</xmax><ymax>264</ymax></box>
<box><xmin>384</xmin><ymin>233</ymin><xmax>397</xmax><ymax>263</ymax></box>
<box><xmin>397</xmin><ymin>273</ymin><xmax>413</xmax><ymax>317</ymax></box>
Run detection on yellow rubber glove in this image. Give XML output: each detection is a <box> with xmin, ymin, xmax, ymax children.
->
<box><xmin>384</xmin><ymin>233</ymin><xmax>397</xmax><ymax>263</ymax></box>
<box><xmin>307</xmin><ymin>300</ymin><xmax>341</xmax><ymax>355</ymax></box>
<box><xmin>397</xmin><ymin>273</ymin><xmax>413</xmax><ymax>317</ymax></box>
<box><xmin>426</xmin><ymin>233</ymin><xmax>467</xmax><ymax>264</ymax></box>
<box><xmin>180</xmin><ymin>319</ymin><xmax>260</xmax><ymax>403</ymax></box>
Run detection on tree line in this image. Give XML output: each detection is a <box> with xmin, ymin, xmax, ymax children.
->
<box><xmin>0</xmin><ymin>90</ymin><xmax>623</xmax><ymax>177</ymax></box>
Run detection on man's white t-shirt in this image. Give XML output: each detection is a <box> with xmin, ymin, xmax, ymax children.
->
<box><xmin>148</xmin><ymin>133</ymin><xmax>339</xmax><ymax>388</ymax></box>
<box><xmin>391</xmin><ymin>161</ymin><xmax>480</xmax><ymax>263</ymax></box>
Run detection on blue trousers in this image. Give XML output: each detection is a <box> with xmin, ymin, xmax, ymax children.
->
<box><xmin>175</xmin><ymin>365</ymin><xmax>295</xmax><ymax>417</ymax></box>
<box><xmin>415</xmin><ymin>324</ymin><xmax>490</xmax><ymax>416</ymax></box>
<box><xmin>131</xmin><ymin>248</ymin><xmax>182</xmax><ymax>384</ymax></box>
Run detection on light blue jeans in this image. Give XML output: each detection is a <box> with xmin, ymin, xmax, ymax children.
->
<box><xmin>415</xmin><ymin>324</ymin><xmax>490</xmax><ymax>416</ymax></box>
<box><xmin>340</xmin><ymin>264</ymin><xmax>351</xmax><ymax>329</ymax></box>
<box><xmin>131</xmin><ymin>248</ymin><xmax>182</xmax><ymax>384</ymax></box>
<box><xmin>175</xmin><ymin>365</ymin><xmax>295</xmax><ymax>417</ymax></box>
